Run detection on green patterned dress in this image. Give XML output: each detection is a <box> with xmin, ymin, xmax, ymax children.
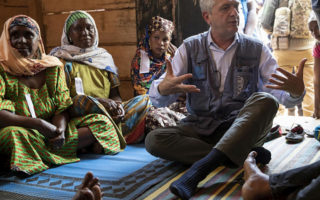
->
<box><xmin>0</xmin><ymin>65</ymin><xmax>126</xmax><ymax>175</ymax></box>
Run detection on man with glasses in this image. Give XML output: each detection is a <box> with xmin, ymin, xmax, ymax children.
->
<box><xmin>145</xmin><ymin>0</ymin><xmax>306</xmax><ymax>198</ymax></box>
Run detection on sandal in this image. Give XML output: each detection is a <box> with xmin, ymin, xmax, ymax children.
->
<box><xmin>266</xmin><ymin>125</ymin><xmax>282</xmax><ymax>142</ymax></box>
<box><xmin>285</xmin><ymin>125</ymin><xmax>305</xmax><ymax>143</ymax></box>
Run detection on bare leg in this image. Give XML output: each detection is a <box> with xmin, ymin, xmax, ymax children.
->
<box><xmin>72</xmin><ymin>172</ymin><xmax>102</xmax><ymax>200</ymax></box>
<box><xmin>77</xmin><ymin>127</ymin><xmax>103</xmax><ymax>153</ymax></box>
<box><xmin>242</xmin><ymin>151</ymin><xmax>273</xmax><ymax>200</ymax></box>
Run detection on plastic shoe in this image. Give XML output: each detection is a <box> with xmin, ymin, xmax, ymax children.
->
<box><xmin>266</xmin><ymin>125</ymin><xmax>282</xmax><ymax>142</ymax></box>
<box><xmin>285</xmin><ymin>125</ymin><xmax>305</xmax><ymax>143</ymax></box>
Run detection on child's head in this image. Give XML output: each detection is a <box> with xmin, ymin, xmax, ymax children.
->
<box><xmin>309</xmin><ymin>11</ymin><xmax>320</xmax><ymax>41</ymax></box>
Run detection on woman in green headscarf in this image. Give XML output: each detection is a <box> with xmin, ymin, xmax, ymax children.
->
<box><xmin>51</xmin><ymin>10</ymin><xmax>151</xmax><ymax>144</ymax></box>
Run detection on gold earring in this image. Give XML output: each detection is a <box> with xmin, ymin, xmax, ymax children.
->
<box><xmin>149</xmin><ymin>41</ymin><xmax>152</xmax><ymax>50</ymax></box>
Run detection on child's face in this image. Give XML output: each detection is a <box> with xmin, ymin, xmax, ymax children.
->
<box><xmin>309</xmin><ymin>21</ymin><xmax>320</xmax><ymax>41</ymax></box>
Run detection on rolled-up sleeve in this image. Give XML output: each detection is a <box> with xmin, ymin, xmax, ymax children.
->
<box><xmin>149</xmin><ymin>44</ymin><xmax>188</xmax><ymax>107</ymax></box>
<box><xmin>258</xmin><ymin>44</ymin><xmax>305</xmax><ymax>108</ymax></box>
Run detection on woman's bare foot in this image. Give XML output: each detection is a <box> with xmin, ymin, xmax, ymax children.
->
<box><xmin>242</xmin><ymin>151</ymin><xmax>273</xmax><ymax>200</ymax></box>
<box><xmin>72</xmin><ymin>172</ymin><xmax>102</xmax><ymax>200</ymax></box>
<box><xmin>49</xmin><ymin>134</ymin><xmax>65</xmax><ymax>150</ymax></box>
<box><xmin>92</xmin><ymin>142</ymin><xmax>103</xmax><ymax>154</ymax></box>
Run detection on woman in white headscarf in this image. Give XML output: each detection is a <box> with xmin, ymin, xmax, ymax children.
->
<box><xmin>51</xmin><ymin>10</ymin><xmax>151</xmax><ymax>144</ymax></box>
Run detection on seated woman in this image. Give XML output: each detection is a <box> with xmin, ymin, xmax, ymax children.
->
<box><xmin>131</xmin><ymin>16</ymin><xmax>187</xmax><ymax>133</ymax></box>
<box><xmin>50</xmin><ymin>11</ymin><xmax>151</xmax><ymax>144</ymax></box>
<box><xmin>0</xmin><ymin>15</ymin><xmax>125</xmax><ymax>175</ymax></box>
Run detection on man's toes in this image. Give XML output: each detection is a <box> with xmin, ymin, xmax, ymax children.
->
<box><xmin>81</xmin><ymin>172</ymin><xmax>94</xmax><ymax>188</ymax></box>
<box><xmin>92</xmin><ymin>185</ymin><xmax>102</xmax><ymax>200</ymax></box>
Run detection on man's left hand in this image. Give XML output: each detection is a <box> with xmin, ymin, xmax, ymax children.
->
<box><xmin>266</xmin><ymin>58</ymin><xmax>306</xmax><ymax>97</ymax></box>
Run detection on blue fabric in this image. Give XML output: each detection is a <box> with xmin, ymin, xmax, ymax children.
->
<box><xmin>0</xmin><ymin>144</ymin><xmax>184</xmax><ymax>200</ymax></box>
<box><xmin>240</xmin><ymin>0</ymin><xmax>248</xmax><ymax>25</ymax></box>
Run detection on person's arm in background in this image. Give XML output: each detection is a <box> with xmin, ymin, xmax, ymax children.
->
<box><xmin>244</xmin><ymin>0</ymin><xmax>258</xmax><ymax>35</ymax></box>
<box><xmin>313</xmin><ymin>55</ymin><xmax>320</xmax><ymax>118</ymax></box>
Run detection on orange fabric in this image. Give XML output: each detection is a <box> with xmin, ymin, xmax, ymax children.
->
<box><xmin>0</xmin><ymin>15</ymin><xmax>62</xmax><ymax>76</ymax></box>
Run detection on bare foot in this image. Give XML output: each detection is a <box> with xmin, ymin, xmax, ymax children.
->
<box><xmin>49</xmin><ymin>134</ymin><xmax>65</xmax><ymax>150</ymax></box>
<box><xmin>72</xmin><ymin>172</ymin><xmax>102</xmax><ymax>200</ymax></box>
<box><xmin>91</xmin><ymin>142</ymin><xmax>103</xmax><ymax>154</ymax></box>
<box><xmin>242</xmin><ymin>151</ymin><xmax>273</xmax><ymax>200</ymax></box>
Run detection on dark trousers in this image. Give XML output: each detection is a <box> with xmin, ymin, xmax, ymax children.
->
<box><xmin>270</xmin><ymin>160</ymin><xmax>320</xmax><ymax>200</ymax></box>
<box><xmin>145</xmin><ymin>92</ymin><xmax>278</xmax><ymax>166</ymax></box>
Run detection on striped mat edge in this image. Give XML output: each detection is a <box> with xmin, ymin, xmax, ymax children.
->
<box><xmin>138</xmin><ymin>137</ymin><xmax>320</xmax><ymax>200</ymax></box>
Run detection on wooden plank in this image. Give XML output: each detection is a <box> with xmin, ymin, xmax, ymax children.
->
<box><xmin>0</xmin><ymin>0</ymin><xmax>28</xmax><ymax>7</ymax></box>
<box><xmin>102</xmin><ymin>45</ymin><xmax>136</xmax><ymax>78</ymax></box>
<box><xmin>0</xmin><ymin>5</ymin><xmax>29</xmax><ymax>33</ymax></box>
<box><xmin>136</xmin><ymin>0</ymin><xmax>174</xmax><ymax>42</ymax></box>
<box><xmin>42</xmin><ymin>0</ymin><xmax>135</xmax><ymax>13</ymax></box>
<box><xmin>119</xmin><ymin>80</ymin><xmax>134</xmax><ymax>101</ymax></box>
<box><xmin>44</xmin><ymin>9</ymin><xmax>136</xmax><ymax>47</ymax></box>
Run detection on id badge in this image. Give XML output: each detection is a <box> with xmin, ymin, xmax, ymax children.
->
<box><xmin>75</xmin><ymin>77</ymin><xmax>85</xmax><ymax>95</ymax></box>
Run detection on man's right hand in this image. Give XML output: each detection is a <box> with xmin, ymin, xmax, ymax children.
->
<box><xmin>158</xmin><ymin>59</ymin><xmax>200</xmax><ymax>96</ymax></box>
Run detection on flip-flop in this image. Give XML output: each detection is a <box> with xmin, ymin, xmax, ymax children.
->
<box><xmin>285</xmin><ymin>125</ymin><xmax>305</xmax><ymax>143</ymax></box>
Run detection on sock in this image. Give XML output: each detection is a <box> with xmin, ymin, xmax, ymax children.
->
<box><xmin>169</xmin><ymin>148</ymin><xmax>227</xmax><ymax>199</ymax></box>
<box><xmin>251</xmin><ymin>147</ymin><xmax>271</xmax><ymax>165</ymax></box>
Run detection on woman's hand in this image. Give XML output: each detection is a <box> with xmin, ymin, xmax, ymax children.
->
<box><xmin>49</xmin><ymin>112</ymin><xmax>69</xmax><ymax>150</ymax></box>
<box><xmin>112</xmin><ymin>102</ymin><xmax>125</xmax><ymax>123</ymax></box>
<box><xmin>98</xmin><ymin>98</ymin><xmax>125</xmax><ymax>123</ymax></box>
<box><xmin>36</xmin><ymin>118</ymin><xmax>58</xmax><ymax>139</ymax></box>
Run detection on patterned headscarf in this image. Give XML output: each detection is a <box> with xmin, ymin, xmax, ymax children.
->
<box><xmin>9</xmin><ymin>16</ymin><xmax>39</xmax><ymax>35</ymax></box>
<box><xmin>50</xmin><ymin>10</ymin><xmax>118</xmax><ymax>74</ymax></box>
<box><xmin>148</xmin><ymin>16</ymin><xmax>174</xmax><ymax>34</ymax></box>
<box><xmin>0</xmin><ymin>15</ymin><xmax>62</xmax><ymax>76</ymax></box>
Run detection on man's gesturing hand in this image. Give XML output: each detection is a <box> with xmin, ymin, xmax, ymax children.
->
<box><xmin>158</xmin><ymin>59</ymin><xmax>200</xmax><ymax>95</ymax></box>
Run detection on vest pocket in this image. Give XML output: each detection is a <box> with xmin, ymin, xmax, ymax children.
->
<box><xmin>232</xmin><ymin>66</ymin><xmax>255</xmax><ymax>101</ymax></box>
<box><xmin>188</xmin><ymin>80</ymin><xmax>210</xmax><ymax>112</ymax></box>
<box><xmin>190</xmin><ymin>56</ymin><xmax>208</xmax><ymax>80</ymax></box>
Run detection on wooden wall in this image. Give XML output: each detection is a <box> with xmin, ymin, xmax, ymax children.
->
<box><xmin>0</xmin><ymin>0</ymin><xmax>42</xmax><ymax>33</ymax></box>
<box><xmin>0</xmin><ymin>0</ymin><xmax>193</xmax><ymax>100</ymax></box>
<box><xmin>42</xmin><ymin>0</ymin><xmax>136</xmax><ymax>100</ymax></box>
<box><xmin>0</xmin><ymin>0</ymin><xmax>137</xmax><ymax>100</ymax></box>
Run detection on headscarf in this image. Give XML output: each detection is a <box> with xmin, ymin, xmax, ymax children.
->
<box><xmin>147</xmin><ymin>16</ymin><xmax>174</xmax><ymax>35</ymax></box>
<box><xmin>0</xmin><ymin>15</ymin><xmax>62</xmax><ymax>76</ymax></box>
<box><xmin>50</xmin><ymin>10</ymin><xmax>118</xmax><ymax>74</ymax></box>
<box><xmin>130</xmin><ymin>16</ymin><xmax>174</xmax><ymax>95</ymax></box>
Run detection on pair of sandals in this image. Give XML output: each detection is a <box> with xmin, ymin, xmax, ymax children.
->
<box><xmin>267</xmin><ymin>124</ymin><xmax>314</xmax><ymax>143</ymax></box>
<box><xmin>285</xmin><ymin>124</ymin><xmax>310</xmax><ymax>143</ymax></box>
